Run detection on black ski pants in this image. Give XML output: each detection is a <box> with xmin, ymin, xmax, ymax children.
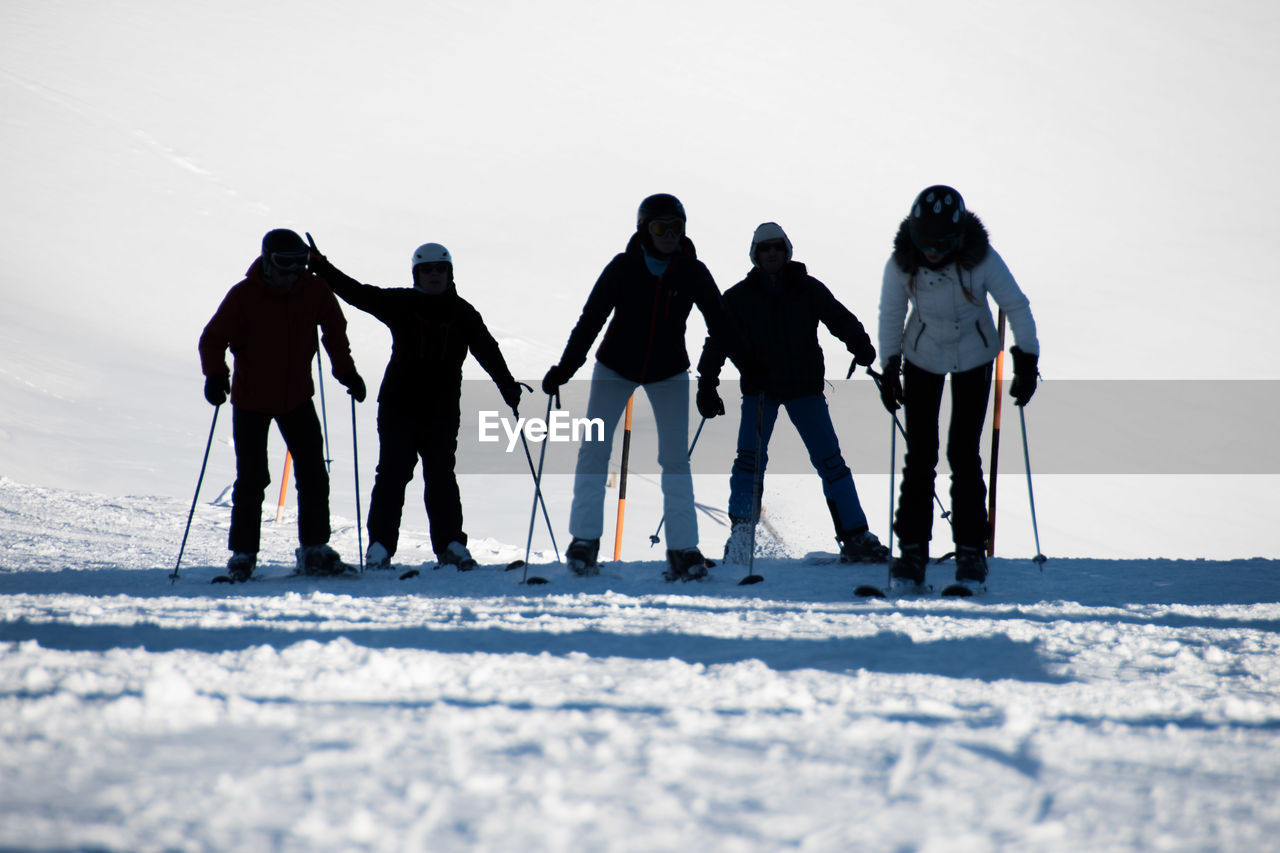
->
<box><xmin>894</xmin><ymin>359</ymin><xmax>993</xmax><ymax>549</ymax></box>
<box><xmin>366</xmin><ymin>403</ymin><xmax>465</xmax><ymax>559</ymax></box>
<box><xmin>229</xmin><ymin>400</ymin><xmax>330</xmax><ymax>555</ymax></box>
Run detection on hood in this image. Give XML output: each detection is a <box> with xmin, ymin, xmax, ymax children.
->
<box><xmin>891</xmin><ymin>211</ymin><xmax>990</xmax><ymax>274</ymax></box>
<box><xmin>750</xmin><ymin>221</ymin><xmax>793</xmax><ymax>265</ymax></box>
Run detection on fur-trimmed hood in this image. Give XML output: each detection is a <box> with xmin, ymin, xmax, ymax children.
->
<box><xmin>891</xmin><ymin>212</ymin><xmax>991</xmax><ymax>274</ymax></box>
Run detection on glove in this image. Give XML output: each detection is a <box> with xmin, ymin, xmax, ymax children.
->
<box><xmin>695</xmin><ymin>381</ymin><xmax>725</xmax><ymax>419</ymax></box>
<box><xmin>850</xmin><ymin>336</ymin><xmax>876</xmax><ymax>368</ymax></box>
<box><xmin>878</xmin><ymin>356</ymin><xmax>903</xmax><ymax>413</ymax></box>
<box><xmin>500</xmin><ymin>381</ymin><xmax>523</xmax><ymax>413</ymax></box>
<box><xmin>542</xmin><ymin>364</ymin><xmax>571</xmax><ymax>397</ymax></box>
<box><xmin>204</xmin><ymin>374</ymin><xmax>230</xmax><ymax>406</ymax></box>
<box><xmin>340</xmin><ymin>370</ymin><xmax>367</xmax><ymax>402</ymax></box>
<box><xmin>1009</xmin><ymin>346</ymin><xmax>1039</xmax><ymax>407</ymax></box>
<box><xmin>305</xmin><ymin>232</ymin><xmax>325</xmax><ymax>266</ymax></box>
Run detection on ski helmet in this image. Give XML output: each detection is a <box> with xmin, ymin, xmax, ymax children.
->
<box><xmin>908</xmin><ymin>185</ymin><xmax>966</xmax><ymax>251</ymax></box>
<box><xmin>750</xmin><ymin>222</ymin><xmax>793</xmax><ymax>264</ymax></box>
<box><xmin>261</xmin><ymin>228</ymin><xmax>309</xmax><ymax>271</ymax></box>
<box><xmin>411</xmin><ymin>243</ymin><xmax>452</xmax><ymax>270</ymax></box>
<box><xmin>636</xmin><ymin>193</ymin><xmax>686</xmax><ymax>233</ymax></box>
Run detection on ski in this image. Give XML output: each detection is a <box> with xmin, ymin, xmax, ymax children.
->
<box><xmin>940</xmin><ymin>580</ymin><xmax>987</xmax><ymax>597</ymax></box>
<box><xmin>853</xmin><ymin>579</ymin><xmax>932</xmax><ymax>599</ymax></box>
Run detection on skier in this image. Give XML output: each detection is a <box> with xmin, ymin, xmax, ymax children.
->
<box><xmin>877</xmin><ymin>186</ymin><xmax>1039</xmax><ymax>593</ymax></box>
<box><xmin>697</xmin><ymin>222</ymin><xmax>889</xmax><ymax>565</ymax></box>
<box><xmin>541</xmin><ymin>193</ymin><xmax>747</xmax><ymax>581</ymax></box>
<box><xmin>307</xmin><ymin>238</ymin><xmax>523</xmax><ymax>572</ymax></box>
<box><xmin>199</xmin><ymin>228</ymin><xmax>366</xmax><ymax>581</ymax></box>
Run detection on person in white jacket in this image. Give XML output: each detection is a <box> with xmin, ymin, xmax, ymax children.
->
<box><xmin>877</xmin><ymin>186</ymin><xmax>1039</xmax><ymax>592</ymax></box>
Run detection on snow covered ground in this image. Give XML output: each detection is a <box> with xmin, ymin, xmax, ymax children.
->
<box><xmin>2</xmin><ymin>478</ymin><xmax>1279</xmax><ymax>851</ymax></box>
<box><xmin>4</xmin><ymin>0</ymin><xmax>1280</xmax><ymax>849</ymax></box>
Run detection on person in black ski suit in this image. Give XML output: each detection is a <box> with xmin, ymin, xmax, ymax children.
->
<box><xmin>541</xmin><ymin>193</ymin><xmax>748</xmax><ymax>581</ymax></box>
<box><xmin>199</xmin><ymin>228</ymin><xmax>366</xmax><ymax>582</ymax></box>
<box><xmin>308</xmin><ymin>237</ymin><xmax>522</xmax><ymax>571</ymax></box>
<box><xmin>697</xmin><ymin>222</ymin><xmax>889</xmax><ymax>565</ymax></box>
<box><xmin>877</xmin><ymin>186</ymin><xmax>1040</xmax><ymax>592</ymax></box>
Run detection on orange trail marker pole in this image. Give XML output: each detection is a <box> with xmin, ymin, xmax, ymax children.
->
<box><xmin>613</xmin><ymin>394</ymin><xmax>635</xmax><ymax>561</ymax></box>
<box><xmin>986</xmin><ymin>310</ymin><xmax>1007</xmax><ymax>557</ymax></box>
<box><xmin>275</xmin><ymin>451</ymin><xmax>293</xmax><ymax>523</ymax></box>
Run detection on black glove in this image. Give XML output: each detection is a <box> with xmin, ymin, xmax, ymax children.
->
<box><xmin>500</xmin><ymin>381</ymin><xmax>523</xmax><ymax>413</ymax></box>
<box><xmin>340</xmin><ymin>370</ymin><xmax>366</xmax><ymax>402</ymax></box>
<box><xmin>850</xmin><ymin>336</ymin><xmax>876</xmax><ymax>368</ymax></box>
<box><xmin>305</xmin><ymin>232</ymin><xmax>325</xmax><ymax>266</ymax></box>
<box><xmin>542</xmin><ymin>364</ymin><xmax>571</xmax><ymax>398</ymax></box>
<box><xmin>877</xmin><ymin>356</ymin><xmax>903</xmax><ymax>413</ymax></box>
<box><xmin>696</xmin><ymin>381</ymin><xmax>725</xmax><ymax>419</ymax></box>
<box><xmin>1009</xmin><ymin>346</ymin><xmax>1039</xmax><ymax>407</ymax></box>
<box><xmin>204</xmin><ymin>374</ymin><xmax>230</xmax><ymax>407</ymax></box>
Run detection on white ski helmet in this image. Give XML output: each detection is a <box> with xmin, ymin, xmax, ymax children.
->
<box><xmin>411</xmin><ymin>243</ymin><xmax>452</xmax><ymax>270</ymax></box>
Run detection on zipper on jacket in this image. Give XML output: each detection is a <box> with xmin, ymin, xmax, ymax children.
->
<box><xmin>974</xmin><ymin>321</ymin><xmax>989</xmax><ymax>348</ymax></box>
<box><xmin>638</xmin><ymin>276</ymin><xmax>664</xmax><ymax>382</ymax></box>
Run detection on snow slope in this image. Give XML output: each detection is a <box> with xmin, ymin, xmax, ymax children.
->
<box><xmin>2</xmin><ymin>479</ymin><xmax>1279</xmax><ymax>851</ymax></box>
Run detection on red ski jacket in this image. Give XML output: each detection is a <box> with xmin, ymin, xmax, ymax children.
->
<box><xmin>199</xmin><ymin>259</ymin><xmax>356</xmax><ymax>416</ymax></box>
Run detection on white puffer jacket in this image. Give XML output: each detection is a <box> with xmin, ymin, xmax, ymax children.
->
<box><xmin>878</xmin><ymin>215</ymin><xmax>1038</xmax><ymax>375</ymax></box>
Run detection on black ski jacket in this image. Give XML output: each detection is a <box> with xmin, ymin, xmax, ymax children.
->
<box><xmin>312</xmin><ymin>256</ymin><xmax>518</xmax><ymax>415</ymax></box>
<box><xmin>555</xmin><ymin>233</ymin><xmax>740</xmax><ymax>384</ymax></box>
<box><xmin>698</xmin><ymin>261</ymin><xmax>873</xmax><ymax>401</ymax></box>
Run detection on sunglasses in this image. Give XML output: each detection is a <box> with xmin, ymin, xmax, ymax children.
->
<box><xmin>648</xmin><ymin>219</ymin><xmax>685</xmax><ymax>238</ymax></box>
<box><xmin>416</xmin><ymin>262</ymin><xmax>452</xmax><ymax>274</ymax></box>
<box><xmin>756</xmin><ymin>240</ymin><xmax>787</xmax><ymax>254</ymax></box>
<box><xmin>269</xmin><ymin>251</ymin><xmax>309</xmax><ymax>272</ymax></box>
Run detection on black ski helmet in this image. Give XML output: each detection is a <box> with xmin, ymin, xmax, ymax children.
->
<box><xmin>262</xmin><ymin>228</ymin><xmax>307</xmax><ymax>257</ymax></box>
<box><xmin>636</xmin><ymin>193</ymin><xmax>686</xmax><ymax>233</ymax></box>
<box><xmin>908</xmin><ymin>185</ymin><xmax>966</xmax><ymax>249</ymax></box>
<box><xmin>261</xmin><ymin>228</ymin><xmax>309</xmax><ymax>271</ymax></box>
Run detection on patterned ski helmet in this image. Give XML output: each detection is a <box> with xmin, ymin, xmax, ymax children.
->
<box><xmin>908</xmin><ymin>185</ymin><xmax>966</xmax><ymax>248</ymax></box>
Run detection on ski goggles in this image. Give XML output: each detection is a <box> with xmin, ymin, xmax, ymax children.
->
<box><xmin>909</xmin><ymin>229</ymin><xmax>962</xmax><ymax>256</ymax></box>
<box><xmin>269</xmin><ymin>250</ymin><xmax>309</xmax><ymax>272</ymax></box>
<box><xmin>415</xmin><ymin>262</ymin><xmax>452</xmax><ymax>274</ymax></box>
<box><xmin>648</xmin><ymin>218</ymin><xmax>685</xmax><ymax>238</ymax></box>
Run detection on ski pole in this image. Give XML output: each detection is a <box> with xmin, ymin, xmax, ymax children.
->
<box><xmin>854</xmin><ymin>411</ymin><xmax>897</xmax><ymax>599</ymax></box>
<box><xmin>613</xmin><ymin>393</ymin><xmax>635</xmax><ymax>562</ymax></box>
<box><xmin>351</xmin><ymin>395</ymin><xmax>364</xmax><ymax>572</ymax></box>
<box><xmin>739</xmin><ymin>394</ymin><xmax>766</xmax><ymax>585</ymax></box>
<box><xmin>508</xmin><ymin>385</ymin><xmax>559</xmax><ymax>565</ymax></box>
<box><xmin>649</xmin><ymin>416</ymin><xmax>707</xmax><ymax>546</ymax></box>
<box><xmin>1019</xmin><ymin>405</ymin><xmax>1047</xmax><ymax>567</ymax></box>
<box><xmin>517</xmin><ymin>393</ymin><xmax>556</xmax><ymax>585</ymax></box>
<box><xmin>171</xmin><ymin>405</ymin><xmax>220</xmax><ymax>583</ymax></box>
<box><xmin>315</xmin><ymin>339</ymin><xmax>333</xmax><ymax>472</ymax></box>
<box><xmin>867</xmin><ymin>367</ymin><xmax>951</xmax><ymax>525</ymax></box>
<box><xmin>987</xmin><ymin>310</ymin><xmax>1007</xmax><ymax>557</ymax></box>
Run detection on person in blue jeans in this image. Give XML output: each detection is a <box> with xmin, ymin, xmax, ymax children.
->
<box><xmin>697</xmin><ymin>222</ymin><xmax>889</xmax><ymax>565</ymax></box>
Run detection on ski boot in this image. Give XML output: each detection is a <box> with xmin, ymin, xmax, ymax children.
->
<box><xmin>887</xmin><ymin>542</ymin><xmax>929</xmax><ymax>594</ymax></box>
<box><xmin>566</xmin><ymin>537</ymin><xmax>600</xmax><ymax>577</ymax></box>
<box><xmin>837</xmin><ymin>526</ymin><xmax>891</xmax><ymax>563</ymax></box>
<box><xmin>664</xmin><ymin>547</ymin><xmax>709</xmax><ymax>582</ymax></box>
<box><xmin>296</xmin><ymin>544</ymin><xmax>351</xmax><ymax>577</ymax></box>
<box><xmin>439</xmin><ymin>541</ymin><xmax>477</xmax><ymax>572</ymax></box>
<box><xmin>722</xmin><ymin>516</ymin><xmax>754</xmax><ymax>566</ymax></box>
<box><xmin>365</xmin><ymin>542</ymin><xmax>392</xmax><ymax>570</ymax></box>
<box><xmin>944</xmin><ymin>544</ymin><xmax>988</xmax><ymax>597</ymax></box>
<box><xmin>226</xmin><ymin>552</ymin><xmax>256</xmax><ymax>583</ymax></box>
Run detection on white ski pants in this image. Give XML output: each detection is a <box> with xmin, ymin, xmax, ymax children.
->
<box><xmin>568</xmin><ymin>362</ymin><xmax>698</xmax><ymax>550</ymax></box>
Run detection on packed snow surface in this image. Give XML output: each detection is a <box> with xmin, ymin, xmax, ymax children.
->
<box><xmin>2</xmin><ymin>478</ymin><xmax>1277</xmax><ymax>851</ymax></box>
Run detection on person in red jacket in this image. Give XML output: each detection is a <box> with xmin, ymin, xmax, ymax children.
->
<box><xmin>199</xmin><ymin>228</ymin><xmax>366</xmax><ymax>582</ymax></box>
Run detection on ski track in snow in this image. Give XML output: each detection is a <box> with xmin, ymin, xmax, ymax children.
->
<box><xmin>2</xmin><ymin>479</ymin><xmax>1279</xmax><ymax>852</ymax></box>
